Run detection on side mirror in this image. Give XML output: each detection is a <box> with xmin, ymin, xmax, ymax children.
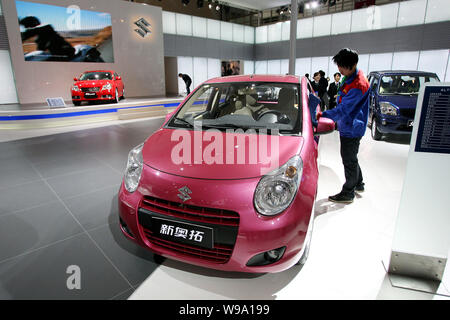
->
<box><xmin>314</xmin><ymin>117</ymin><xmax>335</xmax><ymax>135</ymax></box>
<box><xmin>73</xmin><ymin>77</ymin><xmax>78</xmax><ymax>81</ymax></box>
<box><xmin>116</xmin><ymin>76</ymin><xmax>121</xmax><ymax>80</ymax></box>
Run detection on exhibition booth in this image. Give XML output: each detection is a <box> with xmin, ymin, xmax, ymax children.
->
<box><xmin>0</xmin><ymin>0</ymin><xmax>449</xmax><ymax>303</ymax></box>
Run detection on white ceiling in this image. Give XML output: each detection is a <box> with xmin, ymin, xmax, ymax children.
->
<box><xmin>222</xmin><ymin>0</ymin><xmax>293</xmax><ymax>11</ymax></box>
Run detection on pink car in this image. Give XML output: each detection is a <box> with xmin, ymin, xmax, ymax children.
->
<box><xmin>118</xmin><ymin>75</ymin><xmax>334</xmax><ymax>273</ymax></box>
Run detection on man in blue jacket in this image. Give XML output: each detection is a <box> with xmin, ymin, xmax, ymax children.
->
<box><xmin>318</xmin><ymin>48</ymin><xmax>370</xmax><ymax>203</ymax></box>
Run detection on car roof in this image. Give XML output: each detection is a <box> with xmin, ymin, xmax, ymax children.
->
<box><xmin>81</xmin><ymin>70</ymin><xmax>115</xmax><ymax>73</ymax></box>
<box><xmin>369</xmin><ymin>70</ymin><xmax>438</xmax><ymax>76</ymax></box>
<box><xmin>204</xmin><ymin>74</ymin><xmax>301</xmax><ymax>84</ymax></box>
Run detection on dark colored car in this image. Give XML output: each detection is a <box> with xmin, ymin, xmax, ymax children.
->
<box><xmin>367</xmin><ymin>70</ymin><xmax>440</xmax><ymax>140</ymax></box>
<box><xmin>71</xmin><ymin>70</ymin><xmax>124</xmax><ymax>106</ymax></box>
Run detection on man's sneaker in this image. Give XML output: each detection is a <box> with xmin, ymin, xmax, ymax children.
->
<box><xmin>328</xmin><ymin>192</ymin><xmax>354</xmax><ymax>203</ymax></box>
<box><xmin>355</xmin><ymin>183</ymin><xmax>365</xmax><ymax>193</ymax></box>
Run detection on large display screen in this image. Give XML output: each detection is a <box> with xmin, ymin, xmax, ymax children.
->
<box><xmin>15</xmin><ymin>0</ymin><xmax>114</xmax><ymax>62</ymax></box>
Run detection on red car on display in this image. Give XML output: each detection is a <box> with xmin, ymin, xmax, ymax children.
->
<box><xmin>71</xmin><ymin>70</ymin><xmax>124</xmax><ymax>106</ymax></box>
<box><xmin>118</xmin><ymin>75</ymin><xmax>334</xmax><ymax>273</ymax></box>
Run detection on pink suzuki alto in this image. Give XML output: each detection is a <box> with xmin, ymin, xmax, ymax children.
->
<box><xmin>118</xmin><ymin>75</ymin><xmax>334</xmax><ymax>273</ymax></box>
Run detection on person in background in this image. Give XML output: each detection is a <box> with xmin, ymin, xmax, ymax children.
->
<box><xmin>327</xmin><ymin>72</ymin><xmax>341</xmax><ymax>110</ymax></box>
<box><xmin>178</xmin><ymin>73</ymin><xmax>192</xmax><ymax>95</ymax></box>
<box><xmin>318</xmin><ymin>70</ymin><xmax>329</xmax><ymax>111</ymax></box>
<box><xmin>311</xmin><ymin>72</ymin><xmax>321</xmax><ymax>95</ymax></box>
<box><xmin>317</xmin><ymin>48</ymin><xmax>370</xmax><ymax>204</ymax></box>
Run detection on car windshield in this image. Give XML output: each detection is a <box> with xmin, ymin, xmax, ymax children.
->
<box><xmin>79</xmin><ymin>72</ymin><xmax>112</xmax><ymax>81</ymax></box>
<box><xmin>169</xmin><ymin>82</ymin><xmax>302</xmax><ymax>134</ymax></box>
<box><xmin>379</xmin><ymin>75</ymin><xmax>439</xmax><ymax>95</ymax></box>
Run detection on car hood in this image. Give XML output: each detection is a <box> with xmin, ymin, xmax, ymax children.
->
<box><xmin>142</xmin><ymin>128</ymin><xmax>304</xmax><ymax>179</ymax></box>
<box><xmin>75</xmin><ymin>79</ymin><xmax>112</xmax><ymax>87</ymax></box>
<box><xmin>380</xmin><ymin>95</ymin><xmax>417</xmax><ymax>109</ymax></box>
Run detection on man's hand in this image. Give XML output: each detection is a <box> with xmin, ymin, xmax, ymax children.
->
<box><xmin>316</xmin><ymin>111</ymin><xmax>322</xmax><ymax>121</ymax></box>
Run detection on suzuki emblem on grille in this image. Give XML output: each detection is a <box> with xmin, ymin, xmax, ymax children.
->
<box><xmin>177</xmin><ymin>186</ymin><xmax>192</xmax><ymax>202</ymax></box>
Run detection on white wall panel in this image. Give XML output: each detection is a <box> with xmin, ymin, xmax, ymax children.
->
<box><xmin>176</xmin><ymin>13</ymin><xmax>192</xmax><ymax>36</ymax></box>
<box><xmin>417</xmin><ymin>49</ymin><xmax>449</xmax><ymax>81</ymax></box>
<box><xmin>255</xmin><ymin>25</ymin><xmax>268</xmax><ymax>44</ymax></box>
<box><xmin>368</xmin><ymin>52</ymin><xmax>393</xmax><ymax>73</ymax></box>
<box><xmin>351</xmin><ymin>6</ymin><xmax>374</xmax><ymax>32</ymax></box>
<box><xmin>373</xmin><ymin>2</ymin><xmax>399</xmax><ymax>30</ymax></box>
<box><xmin>220</xmin><ymin>21</ymin><xmax>233</xmax><ymax>41</ymax></box>
<box><xmin>255</xmin><ymin>60</ymin><xmax>268</xmax><ymax>74</ymax></box>
<box><xmin>192</xmin><ymin>16</ymin><xmax>207</xmax><ymax>38</ymax></box>
<box><xmin>311</xmin><ymin>56</ymin><xmax>329</xmax><ymax>77</ymax></box>
<box><xmin>331</xmin><ymin>11</ymin><xmax>351</xmax><ymax>35</ymax></box>
<box><xmin>268</xmin><ymin>22</ymin><xmax>282</xmax><ymax>42</ymax></box>
<box><xmin>358</xmin><ymin>54</ymin><xmax>370</xmax><ymax>77</ymax></box>
<box><xmin>244</xmin><ymin>26</ymin><xmax>254</xmax><ymax>44</ymax></box>
<box><xmin>281</xmin><ymin>21</ymin><xmax>290</xmax><ymax>41</ymax></box>
<box><xmin>297</xmin><ymin>17</ymin><xmax>313</xmax><ymax>39</ymax></box>
<box><xmin>328</xmin><ymin>57</ymin><xmax>339</xmax><ymax>79</ymax></box>
<box><xmin>162</xmin><ymin>11</ymin><xmax>176</xmax><ymax>34</ymax></box>
<box><xmin>0</xmin><ymin>50</ymin><xmax>19</xmax><ymax>104</ymax></box>
<box><xmin>313</xmin><ymin>14</ymin><xmax>331</xmax><ymax>37</ymax></box>
<box><xmin>392</xmin><ymin>51</ymin><xmax>420</xmax><ymax>71</ymax></box>
<box><xmin>295</xmin><ymin>57</ymin><xmax>312</xmax><ymax>77</ymax></box>
<box><xmin>207</xmin><ymin>19</ymin><xmax>221</xmax><ymax>40</ymax></box>
<box><xmin>267</xmin><ymin>60</ymin><xmax>281</xmax><ymax>74</ymax></box>
<box><xmin>193</xmin><ymin>57</ymin><xmax>208</xmax><ymax>88</ymax></box>
<box><xmin>177</xmin><ymin>56</ymin><xmax>193</xmax><ymax>94</ymax></box>
<box><xmin>397</xmin><ymin>0</ymin><xmax>427</xmax><ymax>27</ymax></box>
<box><xmin>232</xmin><ymin>23</ymin><xmax>244</xmax><ymax>43</ymax></box>
<box><xmin>425</xmin><ymin>0</ymin><xmax>450</xmax><ymax>24</ymax></box>
<box><xmin>207</xmin><ymin>58</ymin><xmax>221</xmax><ymax>79</ymax></box>
<box><xmin>243</xmin><ymin>60</ymin><xmax>254</xmax><ymax>75</ymax></box>
<box><xmin>281</xmin><ymin>59</ymin><xmax>289</xmax><ymax>75</ymax></box>
<box><xmin>446</xmin><ymin>55</ymin><xmax>450</xmax><ymax>82</ymax></box>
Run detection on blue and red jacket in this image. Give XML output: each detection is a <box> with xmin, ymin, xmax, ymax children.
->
<box><xmin>322</xmin><ymin>68</ymin><xmax>370</xmax><ymax>138</ymax></box>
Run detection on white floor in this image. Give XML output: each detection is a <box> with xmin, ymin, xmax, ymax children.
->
<box><xmin>1</xmin><ymin>118</ymin><xmax>448</xmax><ymax>300</ymax></box>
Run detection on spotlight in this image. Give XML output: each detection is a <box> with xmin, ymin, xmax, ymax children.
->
<box><xmin>215</xmin><ymin>2</ymin><xmax>220</xmax><ymax>10</ymax></box>
<box><xmin>305</xmin><ymin>3</ymin><xmax>311</xmax><ymax>9</ymax></box>
<box><xmin>311</xmin><ymin>1</ymin><xmax>319</xmax><ymax>9</ymax></box>
<box><xmin>208</xmin><ymin>0</ymin><xmax>212</xmax><ymax>9</ymax></box>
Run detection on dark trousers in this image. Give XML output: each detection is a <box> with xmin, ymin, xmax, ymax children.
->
<box><xmin>185</xmin><ymin>81</ymin><xmax>192</xmax><ymax>94</ymax></box>
<box><xmin>340</xmin><ymin>136</ymin><xmax>363</xmax><ymax>197</ymax></box>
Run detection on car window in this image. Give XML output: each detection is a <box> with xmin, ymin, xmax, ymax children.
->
<box><xmin>170</xmin><ymin>82</ymin><xmax>302</xmax><ymax>134</ymax></box>
<box><xmin>370</xmin><ymin>76</ymin><xmax>379</xmax><ymax>92</ymax></box>
<box><xmin>79</xmin><ymin>72</ymin><xmax>112</xmax><ymax>81</ymax></box>
<box><xmin>379</xmin><ymin>75</ymin><xmax>439</xmax><ymax>95</ymax></box>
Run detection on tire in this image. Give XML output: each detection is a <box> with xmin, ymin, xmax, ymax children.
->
<box><xmin>121</xmin><ymin>87</ymin><xmax>125</xmax><ymax>100</ymax></box>
<box><xmin>113</xmin><ymin>88</ymin><xmax>119</xmax><ymax>104</ymax></box>
<box><xmin>371</xmin><ymin>116</ymin><xmax>382</xmax><ymax>140</ymax></box>
<box><xmin>295</xmin><ymin>213</ymin><xmax>314</xmax><ymax>266</ymax></box>
<box><xmin>73</xmin><ymin>101</ymin><xmax>81</xmax><ymax>106</ymax></box>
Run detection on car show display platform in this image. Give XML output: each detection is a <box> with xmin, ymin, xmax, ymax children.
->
<box><xmin>0</xmin><ymin>96</ymin><xmax>183</xmax><ymax>129</ymax></box>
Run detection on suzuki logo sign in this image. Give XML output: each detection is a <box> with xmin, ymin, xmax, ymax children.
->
<box><xmin>177</xmin><ymin>186</ymin><xmax>192</xmax><ymax>202</ymax></box>
<box><xmin>134</xmin><ymin>18</ymin><xmax>151</xmax><ymax>38</ymax></box>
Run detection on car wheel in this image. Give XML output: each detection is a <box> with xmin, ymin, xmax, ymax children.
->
<box><xmin>121</xmin><ymin>87</ymin><xmax>125</xmax><ymax>100</ymax></box>
<box><xmin>371</xmin><ymin>116</ymin><xmax>382</xmax><ymax>140</ymax></box>
<box><xmin>73</xmin><ymin>101</ymin><xmax>81</xmax><ymax>106</ymax></box>
<box><xmin>295</xmin><ymin>213</ymin><xmax>314</xmax><ymax>266</ymax></box>
<box><xmin>114</xmin><ymin>88</ymin><xmax>119</xmax><ymax>104</ymax></box>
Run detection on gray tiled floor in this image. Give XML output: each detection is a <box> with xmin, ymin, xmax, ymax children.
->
<box><xmin>0</xmin><ymin>118</ymin><xmax>166</xmax><ymax>299</ymax></box>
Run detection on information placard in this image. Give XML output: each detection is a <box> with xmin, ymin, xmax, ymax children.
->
<box><xmin>414</xmin><ymin>86</ymin><xmax>450</xmax><ymax>154</ymax></box>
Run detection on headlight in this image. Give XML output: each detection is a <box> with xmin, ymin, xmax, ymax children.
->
<box><xmin>254</xmin><ymin>155</ymin><xmax>303</xmax><ymax>216</ymax></box>
<box><xmin>102</xmin><ymin>83</ymin><xmax>112</xmax><ymax>90</ymax></box>
<box><xmin>72</xmin><ymin>85</ymin><xmax>80</xmax><ymax>91</ymax></box>
<box><xmin>124</xmin><ymin>143</ymin><xmax>144</xmax><ymax>193</ymax></box>
<box><xmin>380</xmin><ymin>102</ymin><xmax>398</xmax><ymax>116</ymax></box>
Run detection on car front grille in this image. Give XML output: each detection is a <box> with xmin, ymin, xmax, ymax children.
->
<box><xmin>399</xmin><ymin>108</ymin><xmax>416</xmax><ymax>119</ymax></box>
<box><xmin>81</xmin><ymin>87</ymin><xmax>100</xmax><ymax>92</ymax></box>
<box><xmin>138</xmin><ymin>196</ymin><xmax>240</xmax><ymax>264</ymax></box>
